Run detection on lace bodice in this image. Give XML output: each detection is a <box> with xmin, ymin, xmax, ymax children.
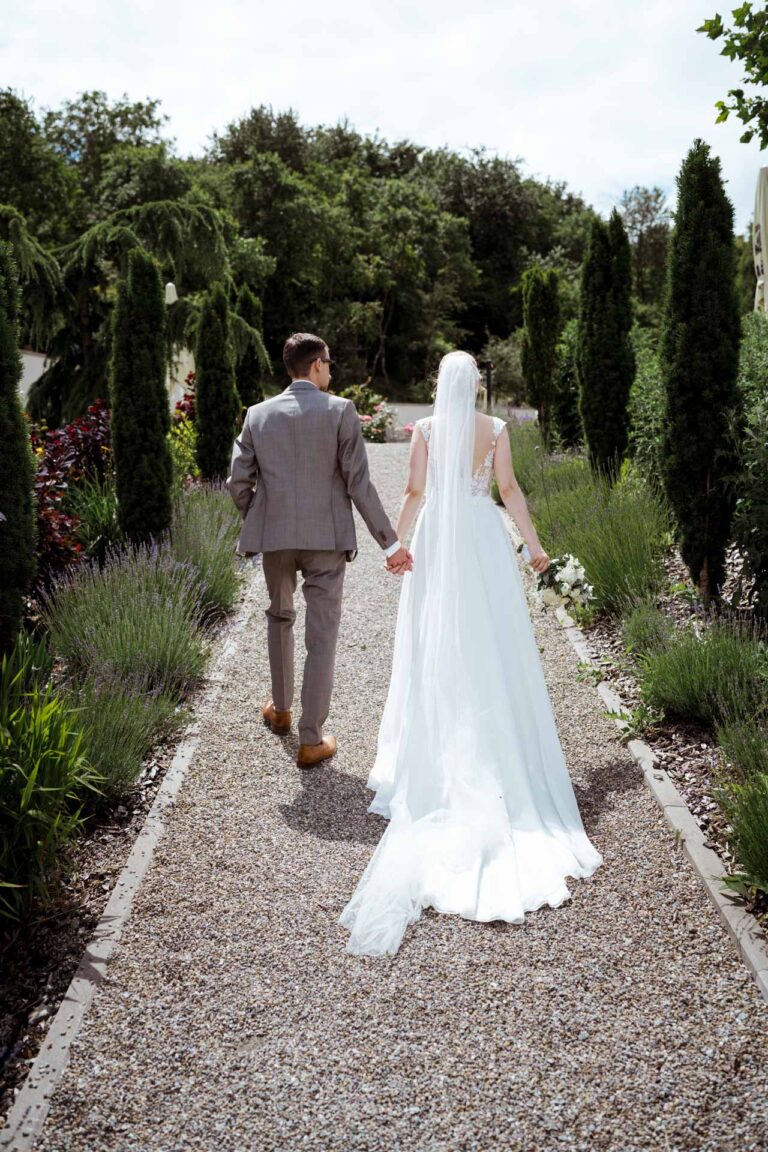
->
<box><xmin>416</xmin><ymin>416</ymin><xmax>506</xmax><ymax>498</ymax></box>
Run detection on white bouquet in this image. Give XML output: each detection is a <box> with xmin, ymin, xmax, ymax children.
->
<box><xmin>516</xmin><ymin>544</ymin><xmax>594</xmax><ymax>612</ymax></box>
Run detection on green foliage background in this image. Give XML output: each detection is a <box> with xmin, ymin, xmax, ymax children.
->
<box><xmin>0</xmin><ymin>241</ymin><xmax>36</xmax><ymax>650</ymax></box>
<box><xmin>110</xmin><ymin>248</ymin><xmax>173</xmax><ymax>541</ymax></box>
<box><xmin>0</xmin><ymin>90</ymin><xmax>600</xmax><ymax>414</ymax></box>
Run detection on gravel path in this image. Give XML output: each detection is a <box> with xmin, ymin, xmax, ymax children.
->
<box><xmin>32</xmin><ymin>444</ymin><xmax>768</xmax><ymax>1152</ymax></box>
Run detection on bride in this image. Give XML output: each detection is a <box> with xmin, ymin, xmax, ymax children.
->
<box><xmin>339</xmin><ymin>350</ymin><xmax>603</xmax><ymax>956</ymax></box>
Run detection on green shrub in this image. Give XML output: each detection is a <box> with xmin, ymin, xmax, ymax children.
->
<box><xmin>0</xmin><ymin>632</ymin><xmax>101</xmax><ymax>921</ymax></box>
<box><xmin>627</xmin><ymin>326</ymin><xmax>665</xmax><ymax>489</ymax></box>
<box><xmin>736</xmin><ymin>312</ymin><xmax>768</xmax><ymax>407</ymax></box>
<box><xmin>732</xmin><ymin>398</ymin><xmax>768</xmax><ymax>620</ymax></box>
<box><xmin>234</xmin><ymin>283</ymin><xmax>269</xmax><ymax>408</ymax></box>
<box><xmin>640</xmin><ymin>614</ymin><xmax>768</xmax><ymax>727</ymax></box>
<box><xmin>66</xmin><ymin>469</ymin><xmax>122</xmax><ymax>566</ymax></box>
<box><xmin>171</xmin><ymin>485</ymin><xmax>241</xmax><ymax>621</ymax></box>
<box><xmin>506</xmin><ymin>420</ymin><xmax>546</xmax><ymax>496</ymax></box>
<box><xmin>714</xmin><ymin>704</ymin><xmax>768</xmax><ymax>896</ymax></box>
<box><xmin>577</xmin><ymin>212</ymin><xmax>635</xmax><ymax>481</ymax></box>
<box><xmin>480</xmin><ymin>331</ymin><xmax>525</xmax><ymax>404</ymax></box>
<box><xmin>195</xmin><ymin>283</ymin><xmax>240</xmax><ymax>481</ymax></box>
<box><xmin>168</xmin><ymin>414</ymin><xmax>200</xmax><ymax>493</ymax></box>
<box><xmin>73</xmin><ymin>675</ymin><xmax>181</xmax><ymax>801</ymax></box>
<box><xmin>0</xmin><ymin>242</ymin><xmax>36</xmax><ymax>651</ymax></box>
<box><xmin>552</xmin><ymin>318</ymin><xmax>582</xmax><ymax>450</ymax></box>
<box><xmin>716</xmin><ymin>714</ymin><xmax>768</xmax><ymax>779</ymax></box>
<box><xmin>715</xmin><ymin>773</ymin><xmax>768</xmax><ymax>894</ymax></box>
<box><xmin>110</xmin><ymin>248</ymin><xmax>173</xmax><ymax>542</ymax></box>
<box><xmin>44</xmin><ymin>547</ymin><xmax>207</xmax><ymax>698</ymax></box>
<box><xmin>621</xmin><ymin>598</ymin><xmax>673</xmax><ymax>660</ymax></box>
<box><xmin>531</xmin><ymin>472</ymin><xmax>668</xmax><ymax>615</ymax></box>
<box><xmin>659</xmin><ymin>140</ymin><xmax>742</xmax><ymax>602</ymax></box>
<box><xmin>521</xmin><ymin>264</ymin><xmax>561</xmax><ymax>447</ymax></box>
<box><xmin>337</xmin><ymin>382</ymin><xmax>385</xmax><ymax>417</ymax></box>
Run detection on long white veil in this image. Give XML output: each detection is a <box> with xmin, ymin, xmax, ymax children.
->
<box><xmin>415</xmin><ymin>351</ymin><xmax>488</xmax><ymax>811</ymax></box>
<box><xmin>339</xmin><ymin>350</ymin><xmax>603</xmax><ymax>956</ymax></box>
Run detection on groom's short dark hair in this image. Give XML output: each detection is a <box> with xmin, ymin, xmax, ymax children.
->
<box><xmin>283</xmin><ymin>333</ymin><xmax>327</xmax><ymax>378</ymax></box>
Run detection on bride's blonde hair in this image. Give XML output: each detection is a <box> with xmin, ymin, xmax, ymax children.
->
<box><xmin>427</xmin><ymin>350</ymin><xmax>480</xmax><ymax>400</ymax></box>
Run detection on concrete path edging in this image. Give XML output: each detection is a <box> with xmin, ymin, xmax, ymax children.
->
<box><xmin>0</xmin><ymin>566</ymin><xmax>260</xmax><ymax>1151</ymax></box>
<box><xmin>553</xmin><ymin>602</ymin><xmax>768</xmax><ymax>1006</ymax></box>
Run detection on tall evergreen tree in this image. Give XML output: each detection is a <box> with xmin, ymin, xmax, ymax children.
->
<box><xmin>110</xmin><ymin>248</ymin><xmax>172</xmax><ymax>542</ymax></box>
<box><xmin>552</xmin><ymin>318</ymin><xmax>583</xmax><ymax>450</ymax></box>
<box><xmin>520</xmin><ymin>264</ymin><xmax>561</xmax><ymax>448</ymax></box>
<box><xmin>234</xmin><ymin>283</ymin><xmax>268</xmax><ymax>407</ymax></box>
<box><xmin>659</xmin><ymin>140</ymin><xmax>743</xmax><ymax>602</ymax></box>
<box><xmin>195</xmin><ymin>283</ymin><xmax>240</xmax><ymax>480</ymax></box>
<box><xmin>0</xmin><ymin>242</ymin><xmax>36</xmax><ymax>651</ymax></box>
<box><xmin>577</xmin><ymin>211</ymin><xmax>636</xmax><ymax>480</ymax></box>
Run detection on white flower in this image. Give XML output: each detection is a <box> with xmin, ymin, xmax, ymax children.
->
<box><xmin>541</xmin><ymin>588</ymin><xmax>561</xmax><ymax>607</ymax></box>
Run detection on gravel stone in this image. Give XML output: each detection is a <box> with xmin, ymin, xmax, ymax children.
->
<box><xmin>31</xmin><ymin>444</ymin><xmax>768</xmax><ymax>1152</ymax></box>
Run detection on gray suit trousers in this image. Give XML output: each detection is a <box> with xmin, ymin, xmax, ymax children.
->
<box><xmin>262</xmin><ymin>549</ymin><xmax>347</xmax><ymax>747</ymax></box>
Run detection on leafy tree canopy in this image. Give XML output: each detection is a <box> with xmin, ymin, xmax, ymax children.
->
<box><xmin>699</xmin><ymin>3</ymin><xmax>768</xmax><ymax>147</ymax></box>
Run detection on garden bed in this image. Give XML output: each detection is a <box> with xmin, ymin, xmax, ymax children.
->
<box><xmin>577</xmin><ymin>545</ymin><xmax>768</xmax><ymax>930</ymax></box>
<box><xmin>0</xmin><ymin>566</ymin><xmax>256</xmax><ymax>1127</ymax></box>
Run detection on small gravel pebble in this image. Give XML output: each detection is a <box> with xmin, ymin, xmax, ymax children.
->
<box><xmin>33</xmin><ymin>444</ymin><xmax>768</xmax><ymax>1152</ymax></box>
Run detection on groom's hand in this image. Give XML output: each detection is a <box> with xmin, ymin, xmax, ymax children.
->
<box><xmin>385</xmin><ymin>546</ymin><xmax>413</xmax><ymax>575</ymax></box>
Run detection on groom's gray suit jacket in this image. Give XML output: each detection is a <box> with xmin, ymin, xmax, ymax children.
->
<box><xmin>227</xmin><ymin>380</ymin><xmax>398</xmax><ymax>557</ymax></box>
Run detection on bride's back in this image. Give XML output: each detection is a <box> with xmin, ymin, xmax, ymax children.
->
<box><xmin>471</xmin><ymin>412</ymin><xmax>497</xmax><ymax>475</ymax></box>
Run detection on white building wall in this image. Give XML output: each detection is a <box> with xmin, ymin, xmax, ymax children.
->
<box><xmin>20</xmin><ymin>350</ymin><xmax>48</xmax><ymax>405</ymax></box>
<box><xmin>19</xmin><ymin>348</ymin><xmax>196</xmax><ymax>414</ymax></box>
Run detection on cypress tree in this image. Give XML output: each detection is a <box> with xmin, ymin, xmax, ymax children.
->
<box><xmin>577</xmin><ymin>211</ymin><xmax>636</xmax><ymax>480</ymax></box>
<box><xmin>235</xmin><ymin>284</ymin><xmax>266</xmax><ymax>408</ymax></box>
<box><xmin>0</xmin><ymin>242</ymin><xmax>36</xmax><ymax>651</ymax></box>
<box><xmin>659</xmin><ymin>139</ymin><xmax>742</xmax><ymax>603</ymax></box>
<box><xmin>520</xmin><ymin>265</ymin><xmax>561</xmax><ymax>448</ymax></box>
<box><xmin>195</xmin><ymin>283</ymin><xmax>240</xmax><ymax>480</ymax></box>
<box><xmin>552</xmin><ymin>318</ymin><xmax>583</xmax><ymax>450</ymax></box>
<box><xmin>110</xmin><ymin>248</ymin><xmax>172</xmax><ymax>542</ymax></box>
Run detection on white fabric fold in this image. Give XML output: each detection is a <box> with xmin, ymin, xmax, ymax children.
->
<box><xmin>340</xmin><ymin>352</ymin><xmax>603</xmax><ymax>956</ymax></box>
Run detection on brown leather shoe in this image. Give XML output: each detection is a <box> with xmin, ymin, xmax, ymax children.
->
<box><xmin>262</xmin><ymin>700</ymin><xmax>292</xmax><ymax>735</ymax></box>
<box><xmin>297</xmin><ymin>735</ymin><xmax>337</xmax><ymax>768</ymax></box>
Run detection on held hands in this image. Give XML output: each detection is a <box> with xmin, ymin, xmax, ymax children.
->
<box><xmin>385</xmin><ymin>546</ymin><xmax>413</xmax><ymax>576</ymax></box>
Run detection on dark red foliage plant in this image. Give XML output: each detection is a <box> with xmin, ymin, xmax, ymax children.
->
<box><xmin>173</xmin><ymin>371</ymin><xmax>196</xmax><ymax>425</ymax></box>
<box><xmin>28</xmin><ymin>399</ymin><xmax>112</xmax><ymax>588</ymax></box>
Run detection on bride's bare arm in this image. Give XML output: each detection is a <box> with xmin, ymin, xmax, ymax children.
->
<box><xmin>493</xmin><ymin>429</ymin><xmax>549</xmax><ymax>570</ymax></box>
<box><xmin>395</xmin><ymin>426</ymin><xmax>428</xmax><ymax>541</ymax></box>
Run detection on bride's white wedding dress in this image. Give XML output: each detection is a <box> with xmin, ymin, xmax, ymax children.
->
<box><xmin>339</xmin><ymin>354</ymin><xmax>603</xmax><ymax>956</ymax></box>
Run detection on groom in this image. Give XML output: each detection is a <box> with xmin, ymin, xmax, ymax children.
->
<box><xmin>227</xmin><ymin>332</ymin><xmax>412</xmax><ymax>768</ymax></box>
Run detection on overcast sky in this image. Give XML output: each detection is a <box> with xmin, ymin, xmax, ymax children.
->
<box><xmin>2</xmin><ymin>0</ymin><xmax>765</xmax><ymax>230</ymax></box>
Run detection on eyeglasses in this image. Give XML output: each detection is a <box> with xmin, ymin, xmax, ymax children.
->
<box><xmin>319</xmin><ymin>356</ymin><xmax>336</xmax><ymax>369</ymax></box>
